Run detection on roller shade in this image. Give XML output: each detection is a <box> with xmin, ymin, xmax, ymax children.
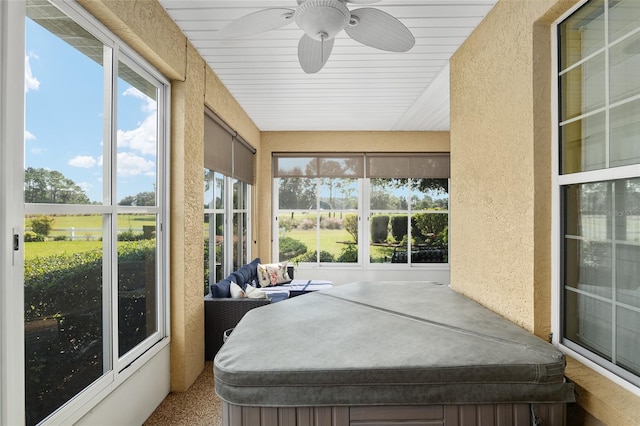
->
<box><xmin>233</xmin><ymin>139</ymin><xmax>254</xmax><ymax>184</ymax></box>
<box><xmin>273</xmin><ymin>153</ymin><xmax>449</xmax><ymax>179</ymax></box>
<box><xmin>273</xmin><ymin>154</ymin><xmax>364</xmax><ymax>178</ymax></box>
<box><xmin>204</xmin><ymin>110</ymin><xmax>255</xmax><ymax>184</ymax></box>
<box><xmin>366</xmin><ymin>153</ymin><xmax>450</xmax><ymax>178</ymax></box>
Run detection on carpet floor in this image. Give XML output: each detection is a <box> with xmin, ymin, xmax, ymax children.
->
<box><xmin>144</xmin><ymin>361</ymin><xmax>221</xmax><ymax>426</ymax></box>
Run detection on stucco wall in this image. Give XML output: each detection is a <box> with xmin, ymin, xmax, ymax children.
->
<box><xmin>450</xmin><ymin>0</ymin><xmax>640</xmax><ymax>424</ymax></box>
<box><xmin>257</xmin><ymin>131</ymin><xmax>450</xmax><ymax>262</ymax></box>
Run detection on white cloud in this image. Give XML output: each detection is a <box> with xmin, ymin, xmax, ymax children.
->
<box><xmin>25</xmin><ymin>130</ymin><xmax>36</xmax><ymax>141</ymax></box>
<box><xmin>77</xmin><ymin>182</ymin><xmax>93</xmax><ymax>192</ymax></box>
<box><xmin>117</xmin><ymin>112</ymin><xmax>158</xmax><ymax>156</ymax></box>
<box><xmin>30</xmin><ymin>147</ymin><xmax>46</xmax><ymax>155</ymax></box>
<box><xmin>68</xmin><ymin>155</ymin><xmax>98</xmax><ymax>168</ymax></box>
<box><xmin>117</xmin><ymin>151</ymin><xmax>155</xmax><ymax>176</ymax></box>
<box><xmin>25</xmin><ymin>54</ymin><xmax>40</xmax><ymax>93</ymax></box>
<box><xmin>123</xmin><ymin>87</ymin><xmax>156</xmax><ymax>113</ymax></box>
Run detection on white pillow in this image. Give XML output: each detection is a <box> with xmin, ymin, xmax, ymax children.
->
<box><xmin>230</xmin><ymin>281</ymin><xmax>246</xmax><ymax>298</ymax></box>
<box><xmin>245</xmin><ymin>284</ymin><xmax>267</xmax><ymax>299</ymax></box>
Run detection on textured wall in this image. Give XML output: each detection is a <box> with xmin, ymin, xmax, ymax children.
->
<box><xmin>257</xmin><ymin>131</ymin><xmax>450</xmax><ymax>261</ymax></box>
<box><xmin>76</xmin><ymin>0</ymin><xmax>186</xmax><ymax>80</ymax></box>
<box><xmin>450</xmin><ymin>0</ymin><xmax>640</xmax><ymax>424</ymax></box>
<box><xmin>169</xmin><ymin>43</ymin><xmax>205</xmax><ymax>392</ymax></box>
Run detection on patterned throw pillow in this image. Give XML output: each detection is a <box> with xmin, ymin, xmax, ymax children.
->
<box><xmin>257</xmin><ymin>262</ymin><xmax>291</xmax><ymax>287</ymax></box>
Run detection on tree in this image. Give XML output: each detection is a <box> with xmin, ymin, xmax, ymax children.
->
<box><xmin>29</xmin><ymin>216</ymin><xmax>55</xmax><ymax>237</ymax></box>
<box><xmin>119</xmin><ymin>191</ymin><xmax>155</xmax><ymax>206</ymax></box>
<box><xmin>278</xmin><ymin>176</ymin><xmax>316</xmax><ymax>209</ymax></box>
<box><xmin>24</xmin><ymin>167</ymin><xmax>90</xmax><ymax>204</ymax></box>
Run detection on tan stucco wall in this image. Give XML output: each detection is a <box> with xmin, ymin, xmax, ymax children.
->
<box><xmin>450</xmin><ymin>0</ymin><xmax>640</xmax><ymax>423</ymax></box>
<box><xmin>76</xmin><ymin>0</ymin><xmax>259</xmax><ymax>392</ymax></box>
<box><xmin>257</xmin><ymin>131</ymin><xmax>450</xmax><ymax>261</ymax></box>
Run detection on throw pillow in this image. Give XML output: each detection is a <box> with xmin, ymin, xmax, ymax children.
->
<box><xmin>245</xmin><ymin>284</ymin><xmax>267</xmax><ymax>299</ymax></box>
<box><xmin>257</xmin><ymin>262</ymin><xmax>291</xmax><ymax>287</ymax></box>
<box><xmin>230</xmin><ymin>281</ymin><xmax>246</xmax><ymax>298</ymax></box>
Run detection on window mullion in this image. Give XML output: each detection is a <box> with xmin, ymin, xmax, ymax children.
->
<box><xmin>107</xmin><ymin>47</ymin><xmax>118</xmax><ymax>374</ymax></box>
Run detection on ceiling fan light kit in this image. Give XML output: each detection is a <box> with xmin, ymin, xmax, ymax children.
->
<box><xmin>295</xmin><ymin>0</ymin><xmax>350</xmax><ymax>41</ymax></box>
<box><xmin>217</xmin><ymin>0</ymin><xmax>415</xmax><ymax>73</ymax></box>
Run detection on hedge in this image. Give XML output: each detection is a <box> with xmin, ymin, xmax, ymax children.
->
<box><xmin>24</xmin><ymin>240</ymin><xmax>156</xmax><ymax>426</ymax></box>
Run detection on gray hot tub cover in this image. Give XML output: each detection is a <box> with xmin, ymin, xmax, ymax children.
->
<box><xmin>214</xmin><ymin>281</ymin><xmax>575</xmax><ymax>406</ymax></box>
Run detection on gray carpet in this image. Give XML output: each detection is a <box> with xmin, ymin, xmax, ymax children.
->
<box><xmin>144</xmin><ymin>361</ymin><xmax>222</xmax><ymax>426</ymax></box>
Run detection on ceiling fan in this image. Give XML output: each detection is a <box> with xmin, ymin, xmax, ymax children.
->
<box><xmin>217</xmin><ymin>0</ymin><xmax>415</xmax><ymax>73</ymax></box>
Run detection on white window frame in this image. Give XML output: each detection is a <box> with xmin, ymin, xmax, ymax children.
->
<box><xmin>1</xmin><ymin>1</ymin><xmax>27</xmax><ymax>424</ymax></box>
<box><xmin>205</xmin><ymin>171</ymin><xmax>252</xmax><ymax>283</ymax></box>
<box><xmin>272</xmin><ymin>175</ymin><xmax>450</xmax><ymax>271</ymax></box>
<box><xmin>5</xmin><ymin>1</ymin><xmax>172</xmax><ymax>424</ymax></box>
<box><xmin>551</xmin><ymin>0</ymin><xmax>640</xmax><ymax>396</ymax></box>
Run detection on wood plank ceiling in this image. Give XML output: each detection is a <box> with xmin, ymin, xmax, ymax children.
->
<box><xmin>158</xmin><ymin>0</ymin><xmax>497</xmax><ymax>131</ymax></box>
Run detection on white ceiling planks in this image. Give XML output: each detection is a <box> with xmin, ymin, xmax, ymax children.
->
<box><xmin>159</xmin><ymin>0</ymin><xmax>497</xmax><ymax>131</ymax></box>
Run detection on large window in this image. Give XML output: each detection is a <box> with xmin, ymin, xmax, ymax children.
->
<box><xmin>203</xmin><ymin>111</ymin><xmax>253</xmax><ymax>293</ymax></box>
<box><xmin>23</xmin><ymin>1</ymin><xmax>168</xmax><ymax>424</ymax></box>
<box><xmin>557</xmin><ymin>0</ymin><xmax>640</xmax><ymax>388</ymax></box>
<box><xmin>274</xmin><ymin>153</ymin><xmax>449</xmax><ymax>267</ymax></box>
<box><xmin>204</xmin><ymin>172</ymin><xmax>251</xmax><ymax>293</ymax></box>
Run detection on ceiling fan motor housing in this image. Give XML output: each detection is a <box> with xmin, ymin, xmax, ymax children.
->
<box><xmin>295</xmin><ymin>0</ymin><xmax>350</xmax><ymax>40</ymax></box>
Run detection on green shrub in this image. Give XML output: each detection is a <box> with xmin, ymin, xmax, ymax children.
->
<box><xmin>337</xmin><ymin>244</ymin><xmax>357</xmax><ymax>263</ymax></box>
<box><xmin>24</xmin><ymin>231</ymin><xmax>44</xmax><ymax>242</ymax></box>
<box><xmin>390</xmin><ymin>215</ymin><xmax>408</xmax><ymax>243</ymax></box>
<box><xmin>117</xmin><ymin>229</ymin><xmax>145</xmax><ymax>241</ymax></box>
<box><xmin>413</xmin><ymin>213</ymin><xmax>448</xmax><ymax>245</ymax></box>
<box><xmin>371</xmin><ymin>215</ymin><xmax>389</xmax><ymax>243</ymax></box>
<box><xmin>279</xmin><ymin>237</ymin><xmax>308</xmax><ymax>260</ymax></box>
<box><xmin>343</xmin><ymin>214</ymin><xmax>358</xmax><ymax>242</ymax></box>
<box><xmin>291</xmin><ymin>250</ymin><xmax>335</xmax><ymax>263</ymax></box>
<box><xmin>24</xmin><ymin>240</ymin><xmax>156</xmax><ymax>424</ymax></box>
<box><xmin>29</xmin><ymin>215</ymin><xmax>55</xmax><ymax>237</ymax></box>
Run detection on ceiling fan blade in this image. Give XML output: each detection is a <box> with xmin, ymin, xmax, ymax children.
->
<box><xmin>345</xmin><ymin>8</ymin><xmax>415</xmax><ymax>52</ymax></box>
<box><xmin>345</xmin><ymin>0</ymin><xmax>383</xmax><ymax>3</ymax></box>
<box><xmin>217</xmin><ymin>8</ymin><xmax>295</xmax><ymax>39</ymax></box>
<box><xmin>298</xmin><ymin>34</ymin><xmax>334</xmax><ymax>74</ymax></box>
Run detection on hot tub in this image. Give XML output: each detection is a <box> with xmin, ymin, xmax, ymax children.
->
<box><xmin>214</xmin><ymin>281</ymin><xmax>574</xmax><ymax>426</ymax></box>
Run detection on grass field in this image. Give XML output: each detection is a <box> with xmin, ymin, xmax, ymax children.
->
<box><xmin>26</xmin><ymin>214</ymin><xmax>156</xmax><ymax>237</ymax></box>
<box><xmin>24</xmin><ymin>214</ymin><xmax>157</xmax><ymax>260</ymax></box>
<box><xmin>283</xmin><ymin>228</ymin><xmax>395</xmax><ymax>262</ymax></box>
<box><xmin>24</xmin><ymin>240</ymin><xmax>103</xmax><ymax>260</ymax></box>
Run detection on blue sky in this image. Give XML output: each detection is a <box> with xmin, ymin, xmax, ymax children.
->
<box><xmin>25</xmin><ymin>18</ymin><xmax>157</xmax><ymax>203</ymax></box>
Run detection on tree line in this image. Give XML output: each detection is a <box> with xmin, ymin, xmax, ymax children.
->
<box><xmin>24</xmin><ymin>167</ymin><xmax>154</xmax><ymax>205</ymax></box>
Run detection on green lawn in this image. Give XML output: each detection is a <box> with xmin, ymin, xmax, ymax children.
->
<box><xmin>26</xmin><ymin>214</ymin><xmax>156</xmax><ymax>237</ymax></box>
<box><xmin>284</xmin><ymin>228</ymin><xmax>351</xmax><ymax>259</ymax></box>
<box><xmin>283</xmin><ymin>228</ymin><xmax>396</xmax><ymax>262</ymax></box>
<box><xmin>24</xmin><ymin>214</ymin><xmax>157</xmax><ymax>259</ymax></box>
<box><xmin>24</xmin><ymin>240</ymin><xmax>103</xmax><ymax>260</ymax></box>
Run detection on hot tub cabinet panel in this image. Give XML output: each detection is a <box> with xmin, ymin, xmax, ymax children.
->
<box><xmin>215</xmin><ymin>282</ymin><xmax>574</xmax><ymax>426</ymax></box>
<box><xmin>221</xmin><ymin>402</ymin><xmax>566</xmax><ymax>426</ymax></box>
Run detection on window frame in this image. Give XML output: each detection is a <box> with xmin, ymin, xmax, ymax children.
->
<box><xmin>18</xmin><ymin>0</ymin><xmax>171</xmax><ymax>424</ymax></box>
<box><xmin>272</xmin><ymin>153</ymin><xmax>450</xmax><ymax>270</ymax></box>
<box><xmin>552</xmin><ymin>0</ymin><xmax>640</xmax><ymax>396</ymax></box>
<box><xmin>204</xmin><ymin>169</ymin><xmax>252</xmax><ymax>290</ymax></box>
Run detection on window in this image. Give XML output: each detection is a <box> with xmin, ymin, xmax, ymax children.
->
<box><xmin>23</xmin><ymin>1</ymin><xmax>169</xmax><ymax>424</ymax></box>
<box><xmin>204</xmin><ymin>112</ymin><xmax>253</xmax><ymax>293</ymax></box>
<box><xmin>273</xmin><ymin>153</ymin><xmax>449</xmax><ymax>267</ymax></box>
<box><xmin>557</xmin><ymin>0</ymin><xmax>640</xmax><ymax>387</ymax></box>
